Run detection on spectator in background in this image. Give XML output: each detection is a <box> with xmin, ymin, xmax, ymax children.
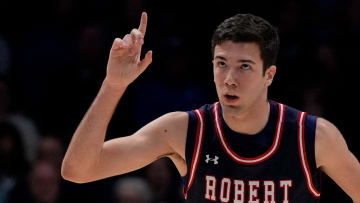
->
<box><xmin>28</xmin><ymin>161</ymin><xmax>61</xmax><ymax>203</ymax></box>
<box><xmin>113</xmin><ymin>176</ymin><xmax>152</xmax><ymax>203</ymax></box>
<box><xmin>36</xmin><ymin>136</ymin><xmax>64</xmax><ymax>170</ymax></box>
<box><xmin>8</xmin><ymin>160</ymin><xmax>62</xmax><ymax>203</ymax></box>
<box><xmin>145</xmin><ymin>158</ymin><xmax>184</xmax><ymax>203</ymax></box>
<box><xmin>0</xmin><ymin>120</ymin><xmax>28</xmax><ymax>203</ymax></box>
<box><xmin>0</xmin><ymin>79</ymin><xmax>40</xmax><ymax>165</ymax></box>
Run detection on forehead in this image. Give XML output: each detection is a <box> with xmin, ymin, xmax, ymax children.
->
<box><xmin>214</xmin><ymin>41</ymin><xmax>262</xmax><ymax>62</ymax></box>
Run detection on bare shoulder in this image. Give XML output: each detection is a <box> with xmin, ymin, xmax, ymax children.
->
<box><xmin>138</xmin><ymin>111</ymin><xmax>188</xmax><ymax>133</ymax></box>
<box><xmin>146</xmin><ymin>111</ymin><xmax>188</xmax><ymax>137</ymax></box>
<box><xmin>315</xmin><ymin>119</ymin><xmax>360</xmax><ymax>201</ymax></box>
<box><xmin>315</xmin><ymin>117</ymin><xmax>343</xmax><ymax>145</ymax></box>
<box><xmin>162</xmin><ymin>111</ymin><xmax>189</xmax><ymax>153</ymax></box>
<box><xmin>137</xmin><ymin>111</ymin><xmax>189</xmax><ymax>157</ymax></box>
<box><xmin>163</xmin><ymin>111</ymin><xmax>189</xmax><ymax>133</ymax></box>
<box><xmin>141</xmin><ymin>111</ymin><xmax>189</xmax><ymax>175</ymax></box>
<box><xmin>160</xmin><ymin>111</ymin><xmax>189</xmax><ymax>126</ymax></box>
<box><xmin>160</xmin><ymin>111</ymin><xmax>189</xmax><ymax>155</ymax></box>
<box><xmin>315</xmin><ymin>117</ymin><xmax>348</xmax><ymax>168</ymax></box>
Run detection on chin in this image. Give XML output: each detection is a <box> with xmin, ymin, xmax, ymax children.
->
<box><xmin>220</xmin><ymin>99</ymin><xmax>242</xmax><ymax>108</ymax></box>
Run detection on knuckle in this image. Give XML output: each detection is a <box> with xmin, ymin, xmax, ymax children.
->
<box><xmin>123</xmin><ymin>34</ymin><xmax>130</xmax><ymax>41</ymax></box>
<box><xmin>132</xmin><ymin>29</ymin><xmax>144</xmax><ymax>40</ymax></box>
<box><xmin>130</xmin><ymin>32</ymin><xmax>136</xmax><ymax>39</ymax></box>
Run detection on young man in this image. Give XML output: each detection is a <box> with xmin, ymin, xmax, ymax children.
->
<box><xmin>61</xmin><ymin>12</ymin><xmax>360</xmax><ymax>202</ymax></box>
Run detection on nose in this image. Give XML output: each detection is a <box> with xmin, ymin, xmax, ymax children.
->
<box><xmin>224</xmin><ymin>70</ymin><xmax>237</xmax><ymax>87</ymax></box>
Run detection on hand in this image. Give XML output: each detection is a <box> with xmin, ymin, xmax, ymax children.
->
<box><xmin>105</xmin><ymin>12</ymin><xmax>152</xmax><ymax>88</ymax></box>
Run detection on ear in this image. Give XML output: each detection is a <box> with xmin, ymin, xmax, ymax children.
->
<box><xmin>265</xmin><ymin>65</ymin><xmax>277</xmax><ymax>86</ymax></box>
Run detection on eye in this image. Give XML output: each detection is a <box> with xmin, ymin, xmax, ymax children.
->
<box><xmin>241</xmin><ymin>64</ymin><xmax>251</xmax><ymax>70</ymax></box>
<box><xmin>217</xmin><ymin>61</ymin><xmax>227</xmax><ymax>68</ymax></box>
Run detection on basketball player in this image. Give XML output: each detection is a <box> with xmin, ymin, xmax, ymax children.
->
<box><xmin>61</xmin><ymin>12</ymin><xmax>360</xmax><ymax>202</ymax></box>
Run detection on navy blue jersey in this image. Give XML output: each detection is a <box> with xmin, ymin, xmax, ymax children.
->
<box><xmin>181</xmin><ymin>101</ymin><xmax>321</xmax><ymax>202</ymax></box>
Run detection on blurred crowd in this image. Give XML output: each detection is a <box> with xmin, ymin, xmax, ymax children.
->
<box><xmin>1</xmin><ymin>0</ymin><xmax>359</xmax><ymax>202</ymax></box>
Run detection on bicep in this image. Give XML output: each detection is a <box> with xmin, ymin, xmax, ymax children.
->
<box><xmin>94</xmin><ymin>134</ymin><xmax>168</xmax><ymax>180</ymax></box>
<box><xmin>86</xmin><ymin>111</ymin><xmax>187</xmax><ymax>182</ymax></box>
<box><xmin>316</xmin><ymin>118</ymin><xmax>360</xmax><ymax>201</ymax></box>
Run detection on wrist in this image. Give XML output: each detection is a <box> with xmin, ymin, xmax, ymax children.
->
<box><xmin>102</xmin><ymin>78</ymin><xmax>128</xmax><ymax>93</ymax></box>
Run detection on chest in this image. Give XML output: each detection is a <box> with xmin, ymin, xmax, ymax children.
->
<box><xmin>182</xmin><ymin>102</ymin><xmax>321</xmax><ymax>202</ymax></box>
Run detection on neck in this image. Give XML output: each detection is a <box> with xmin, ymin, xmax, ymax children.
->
<box><xmin>221</xmin><ymin>99</ymin><xmax>270</xmax><ymax>135</ymax></box>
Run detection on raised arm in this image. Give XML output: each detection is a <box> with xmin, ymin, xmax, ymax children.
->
<box><xmin>61</xmin><ymin>12</ymin><xmax>188</xmax><ymax>183</ymax></box>
<box><xmin>315</xmin><ymin>118</ymin><xmax>360</xmax><ymax>202</ymax></box>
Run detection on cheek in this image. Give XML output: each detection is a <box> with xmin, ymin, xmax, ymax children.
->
<box><xmin>213</xmin><ymin>69</ymin><xmax>223</xmax><ymax>83</ymax></box>
<box><xmin>240</xmin><ymin>75</ymin><xmax>264</xmax><ymax>92</ymax></box>
<box><xmin>249</xmin><ymin>78</ymin><xmax>268</xmax><ymax>95</ymax></box>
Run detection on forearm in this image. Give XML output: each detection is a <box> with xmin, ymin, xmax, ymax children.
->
<box><xmin>62</xmin><ymin>79</ymin><xmax>127</xmax><ymax>181</ymax></box>
<box><xmin>62</xmin><ymin>12</ymin><xmax>152</xmax><ymax>183</ymax></box>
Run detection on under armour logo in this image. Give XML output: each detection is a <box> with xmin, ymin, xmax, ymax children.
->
<box><xmin>205</xmin><ymin>155</ymin><xmax>219</xmax><ymax>164</ymax></box>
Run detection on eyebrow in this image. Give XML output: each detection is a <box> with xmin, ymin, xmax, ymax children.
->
<box><xmin>214</xmin><ymin>56</ymin><xmax>256</xmax><ymax>64</ymax></box>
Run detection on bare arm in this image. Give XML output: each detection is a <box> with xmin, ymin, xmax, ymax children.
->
<box><xmin>61</xmin><ymin>13</ymin><xmax>188</xmax><ymax>183</ymax></box>
<box><xmin>315</xmin><ymin>118</ymin><xmax>360</xmax><ymax>202</ymax></box>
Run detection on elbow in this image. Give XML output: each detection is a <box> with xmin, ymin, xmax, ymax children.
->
<box><xmin>351</xmin><ymin>193</ymin><xmax>360</xmax><ymax>203</ymax></box>
<box><xmin>61</xmin><ymin>160</ymin><xmax>81</xmax><ymax>183</ymax></box>
<box><xmin>352</xmin><ymin>197</ymin><xmax>360</xmax><ymax>203</ymax></box>
<box><xmin>61</xmin><ymin>160</ymin><xmax>91</xmax><ymax>184</ymax></box>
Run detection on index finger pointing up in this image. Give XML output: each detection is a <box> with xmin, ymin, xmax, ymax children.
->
<box><xmin>138</xmin><ymin>12</ymin><xmax>148</xmax><ymax>36</ymax></box>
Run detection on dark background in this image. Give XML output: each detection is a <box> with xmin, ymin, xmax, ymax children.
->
<box><xmin>0</xmin><ymin>0</ymin><xmax>359</xmax><ymax>202</ymax></box>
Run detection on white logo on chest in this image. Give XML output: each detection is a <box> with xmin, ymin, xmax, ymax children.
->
<box><xmin>205</xmin><ymin>154</ymin><xmax>219</xmax><ymax>164</ymax></box>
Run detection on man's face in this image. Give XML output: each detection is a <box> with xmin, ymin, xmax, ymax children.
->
<box><xmin>213</xmin><ymin>41</ymin><xmax>275</xmax><ymax>111</ymax></box>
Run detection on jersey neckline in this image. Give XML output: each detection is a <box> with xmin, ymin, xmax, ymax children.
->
<box><xmin>213</xmin><ymin>101</ymin><xmax>285</xmax><ymax>165</ymax></box>
<box><xmin>218</xmin><ymin>100</ymin><xmax>276</xmax><ymax>137</ymax></box>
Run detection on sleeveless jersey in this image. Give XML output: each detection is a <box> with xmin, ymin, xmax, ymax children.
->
<box><xmin>181</xmin><ymin>101</ymin><xmax>321</xmax><ymax>203</ymax></box>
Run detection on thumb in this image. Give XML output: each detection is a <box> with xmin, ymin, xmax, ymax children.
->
<box><xmin>138</xmin><ymin>50</ymin><xmax>153</xmax><ymax>72</ymax></box>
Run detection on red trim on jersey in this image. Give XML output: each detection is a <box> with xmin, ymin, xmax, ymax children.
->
<box><xmin>297</xmin><ymin>112</ymin><xmax>321</xmax><ymax>198</ymax></box>
<box><xmin>213</xmin><ymin>102</ymin><xmax>285</xmax><ymax>165</ymax></box>
<box><xmin>184</xmin><ymin>109</ymin><xmax>205</xmax><ymax>199</ymax></box>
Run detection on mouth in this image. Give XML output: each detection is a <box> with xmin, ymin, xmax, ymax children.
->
<box><xmin>224</xmin><ymin>94</ymin><xmax>239</xmax><ymax>101</ymax></box>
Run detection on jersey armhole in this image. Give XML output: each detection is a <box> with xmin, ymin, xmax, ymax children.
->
<box><xmin>298</xmin><ymin>112</ymin><xmax>321</xmax><ymax>198</ymax></box>
<box><xmin>305</xmin><ymin>114</ymin><xmax>322</xmax><ymax>193</ymax></box>
<box><xmin>181</xmin><ymin>111</ymin><xmax>199</xmax><ymax>188</ymax></box>
<box><xmin>184</xmin><ymin>110</ymin><xmax>199</xmax><ymax>173</ymax></box>
<box><xmin>182</xmin><ymin>109</ymin><xmax>205</xmax><ymax>199</ymax></box>
<box><xmin>305</xmin><ymin>114</ymin><xmax>318</xmax><ymax>171</ymax></box>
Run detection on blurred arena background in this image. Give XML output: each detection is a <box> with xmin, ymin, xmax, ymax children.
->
<box><xmin>0</xmin><ymin>0</ymin><xmax>359</xmax><ymax>202</ymax></box>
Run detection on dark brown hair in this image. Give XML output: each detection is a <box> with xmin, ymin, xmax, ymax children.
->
<box><xmin>211</xmin><ymin>14</ymin><xmax>280</xmax><ymax>73</ymax></box>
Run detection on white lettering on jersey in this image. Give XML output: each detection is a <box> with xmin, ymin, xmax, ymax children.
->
<box><xmin>203</xmin><ymin>177</ymin><xmax>294</xmax><ymax>202</ymax></box>
<box><xmin>264</xmin><ymin>181</ymin><xmax>276</xmax><ymax>203</ymax></box>
<box><xmin>205</xmin><ymin>175</ymin><xmax>217</xmax><ymax>201</ymax></box>
<box><xmin>280</xmin><ymin>180</ymin><xmax>293</xmax><ymax>203</ymax></box>
<box><xmin>234</xmin><ymin>180</ymin><xmax>245</xmax><ymax>203</ymax></box>
<box><xmin>220</xmin><ymin>178</ymin><xmax>231</xmax><ymax>202</ymax></box>
<box><xmin>248</xmin><ymin>180</ymin><xmax>260</xmax><ymax>203</ymax></box>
